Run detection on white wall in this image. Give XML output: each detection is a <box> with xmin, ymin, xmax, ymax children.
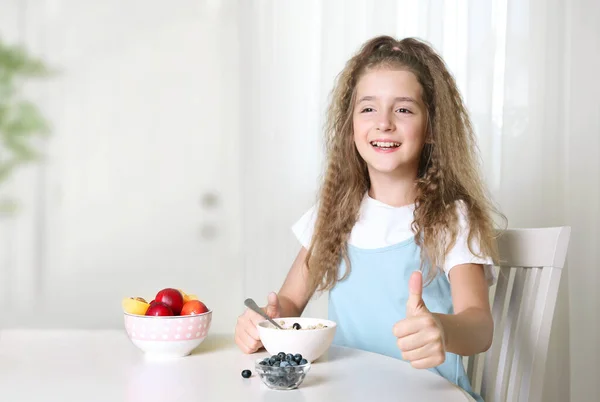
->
<box><xmin>0</xmin><ymin>0</ymin><xmax>246</xmax><ymax>334</ymax></box>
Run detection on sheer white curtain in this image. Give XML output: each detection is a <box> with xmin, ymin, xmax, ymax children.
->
<box><xmin>239</xmin><ymin>1</ymin><xmax>599</xmax><ymax>401</ymax></box>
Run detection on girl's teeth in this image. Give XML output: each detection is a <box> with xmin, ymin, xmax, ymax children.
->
<box><xmin>372</xmin><ymin>141</ymin><xmax>400</xmax><ymax>148</ymax></box>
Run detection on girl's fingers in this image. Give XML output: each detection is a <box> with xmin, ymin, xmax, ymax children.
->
<box><xmin>235</xmin><ymin>326</ymin><xmax>262</xmax><ymax>354</ymax></box>
<box><xmin>396</xmin><ymin>332</ymin><xmax>428</xmax><ymax>352</ymax></box>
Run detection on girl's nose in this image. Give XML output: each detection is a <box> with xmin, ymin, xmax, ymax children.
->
<box><xmin>376</xmin><ymin>111</ymin><xmax>394</xmax><ymax>131</ymax></box>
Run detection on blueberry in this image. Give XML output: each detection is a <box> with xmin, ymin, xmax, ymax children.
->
<box><xmin>259</xmin><ymin>360</ymin><xmax>268</xmax><ymax>366</ymax></box>
<box><xmin>299</xmin><ymin>359</ymin><xmax>308</xmax><ymax>365</ymax></box>
<box><xmin>273</xmin><ymin>361</ymin><xmax>281</xmax><ymax>367</ymax></box>
<box><xmin>280</xmin><ymin>361</ymin><xmax>290</xmax><ymax>367</ymax></box>
<box><xmin>294</xmin><ymin>354</ymin><xmax>302</xmax><ymax>363</ymax></box>
<box><xmin>277</xmin><ymin>352</ymin><xmax>286</xmax><ymax>360</ymax></box>
<box><xmin>289</xmin><ymin>360</ymin><xmax>298</xmax><ymax>366</ymax></box>
<box><xmin>286</xmin><ymin>353</ymin><xmax>294</xmax><ymax>361</ymax></box>
<box><xmin>268</xmin><ymin>357</ymin><xmax>277</xmax><ymax>365</ymax></box>
<box><xmin>292</xmin><ymin>322</ymin><xmax>301</xmax><ymax>330</ymax></box>
<box><xmin>241</xmin><ymin>369</ymin><xmax>252</xmax><ymax>378</ymax></box>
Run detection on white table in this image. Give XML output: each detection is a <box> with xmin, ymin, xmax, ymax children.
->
<box><xmin>0</xmin><ymin>330</ymin><xmax>475</xmax><ymax>402</ymax></box>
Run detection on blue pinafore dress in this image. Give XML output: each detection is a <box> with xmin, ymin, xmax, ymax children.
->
<box><xmin>328</xmin><ymin>236</ymin><xmax>483</xmax><ymax>402</ymax></box>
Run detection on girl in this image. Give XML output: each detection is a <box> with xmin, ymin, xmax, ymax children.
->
<box><xmin>235</xmin><ymin>35</ymin><xmax>502</xmax><ymax>401</ymax></box>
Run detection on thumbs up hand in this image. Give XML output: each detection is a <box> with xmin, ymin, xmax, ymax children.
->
<box><xmin>392</xmin><ymin>271</ymin><xmax>447</xmax><ymax>369</ymax></box>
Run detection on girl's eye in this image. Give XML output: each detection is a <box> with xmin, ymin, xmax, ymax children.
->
<box><xmin>359</xmin><ymin>107</ymin><xmax>411</xmax><ymax>114</ymax></box>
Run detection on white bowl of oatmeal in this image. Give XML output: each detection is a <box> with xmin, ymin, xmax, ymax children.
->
<box><xmin>257</xmin><ymin>317</ymin><xmax>337</xmax><ymax>363</ymax></box>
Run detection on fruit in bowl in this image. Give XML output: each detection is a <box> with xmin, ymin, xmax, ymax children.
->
<box><xmin>122</xmin><ymin>288</ymin><xmax>212</xmax><ymax>358</ymax></box>
<box><xmin>122</xmin><ymin>297</ymin><xmax>150</xmax><ymax>315</ymax></box>
<box><xmin>154</xmin><ymin>288</ymin><xmax>184</xmax><ymax>315</ymax></box>
<box><xmin>181</xmin><ymin>300</ymin><xmax>209</xmax><ymax>315</ymax></box>
<box><xmin>257</xmin><ymin>317</ymin><xmax>336</xmax><ymax>363</ymax></box>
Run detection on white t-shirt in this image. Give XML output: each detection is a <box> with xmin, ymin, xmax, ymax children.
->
<box><xmin>292</xmin><ymin>193</ymin><xmax>496</xmax><ymax>286</ymax></box>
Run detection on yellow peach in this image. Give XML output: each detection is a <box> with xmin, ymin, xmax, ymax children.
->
<box><xmin>179</xmin><ymin>289</ymin><xmax>198</xmax><ymax>304</ymax></box>
<box><xmin>184</xmin><ymin>294</ymin><xmax>198</xmax><ymax>303</ymax></box>
<box><xmin>122</xmin><ymin>297</ymin><xmax>150</xmax><ymax>315</ymax></box>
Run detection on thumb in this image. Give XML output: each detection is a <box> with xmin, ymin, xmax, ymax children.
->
<box><xmin>406</xmin><ymin>271</ymin><xmax>427</xmax><ymax>317</ymax></box>
<box><xmin>265</xmin><ymin>292</ymin><xmax>280</xmax><ymax>318</ymax></box>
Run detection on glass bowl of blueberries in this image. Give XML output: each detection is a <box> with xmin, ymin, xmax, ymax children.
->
<box><xmin>255</xmin><ymin>352</ymin><xmax>311</xmax><ymax>390</ymax></box>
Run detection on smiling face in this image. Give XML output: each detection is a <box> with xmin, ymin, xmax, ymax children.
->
<box><xmin>352</xmin><ymin>68</ymin><xmax>428</xmax><ymax>179</ymax></box>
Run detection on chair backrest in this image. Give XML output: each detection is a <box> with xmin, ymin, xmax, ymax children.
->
<box><xmin>466</xmin><ymin>227</ymin><xmax>571</xmax><ymax>402</ymax></box>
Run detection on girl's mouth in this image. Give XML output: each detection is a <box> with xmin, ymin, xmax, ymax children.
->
<box><xmin>370</xmin><ymin>141</ymin><xmax>401</xmax><ymax>152</ymax></box>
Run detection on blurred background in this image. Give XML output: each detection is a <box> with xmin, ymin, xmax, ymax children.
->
<box><xmin>0</xmin><ymin>0</ymin><xmax>597</xmax><ymax>401</ymax></box>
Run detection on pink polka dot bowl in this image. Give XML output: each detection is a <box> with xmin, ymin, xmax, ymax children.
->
<box><xmin>123</xmin><ymin>310</ymin><xmax>212</xmax><ymax>358</ymax></box>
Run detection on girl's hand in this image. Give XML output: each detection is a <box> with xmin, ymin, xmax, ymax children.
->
<box><xmin>392</xmin><ymin>271</ymin><xmax>447</xmax><ymax>369</ymax></box>
<box><xmin>235</xmin><ymin>292</ymin><xmax>281</xmax><ymax>354</ymax></box>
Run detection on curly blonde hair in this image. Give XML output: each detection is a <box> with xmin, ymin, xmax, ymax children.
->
<box><xmin>305</xmin><ymin>35</ymin><xmax>503</xmax><ymax>294</ymax></box>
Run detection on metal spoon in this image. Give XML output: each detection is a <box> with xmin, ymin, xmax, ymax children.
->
<box><xmin>244</xmin><ymin>298</ymin><xmax>283</xmax><ymax>329</ymax></box>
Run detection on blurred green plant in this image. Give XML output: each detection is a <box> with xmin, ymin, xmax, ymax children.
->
<box><xmin>0</xmin><ymin>37</ymin><xmax>54</xmax><ymax>214</ymax></box>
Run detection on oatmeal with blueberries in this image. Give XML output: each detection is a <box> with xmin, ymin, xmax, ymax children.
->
<box><xmin>277</xmin><ymin>321</ymin><xmax>329</xmax><ymax>330</ymax></box>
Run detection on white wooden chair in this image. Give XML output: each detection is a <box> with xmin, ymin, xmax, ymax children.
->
<box><xmin>466</xmin><ymin>227</ymin><xmax>571</xmax><ymax>402</ymax></box>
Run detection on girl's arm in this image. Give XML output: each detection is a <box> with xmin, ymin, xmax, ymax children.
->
<box><xmin>435</xmin><ymin>263</ymin><xmax>494</xmax><ymax>356</ymax></box>
<box><xmin>275</xmin><ymin>247</ymin><xmax>315</xmax><ymax>317</ymax></box>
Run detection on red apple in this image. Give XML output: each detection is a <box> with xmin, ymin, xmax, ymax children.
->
<box><xmin>154</xmin><ymin>288</ymin><xmax>184</xmax><ymax>315</ymax></box>
<box><xmin>145</xmin><ymin>302</ymin><xmax>173</xmax><ymax>316</ymax></box>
